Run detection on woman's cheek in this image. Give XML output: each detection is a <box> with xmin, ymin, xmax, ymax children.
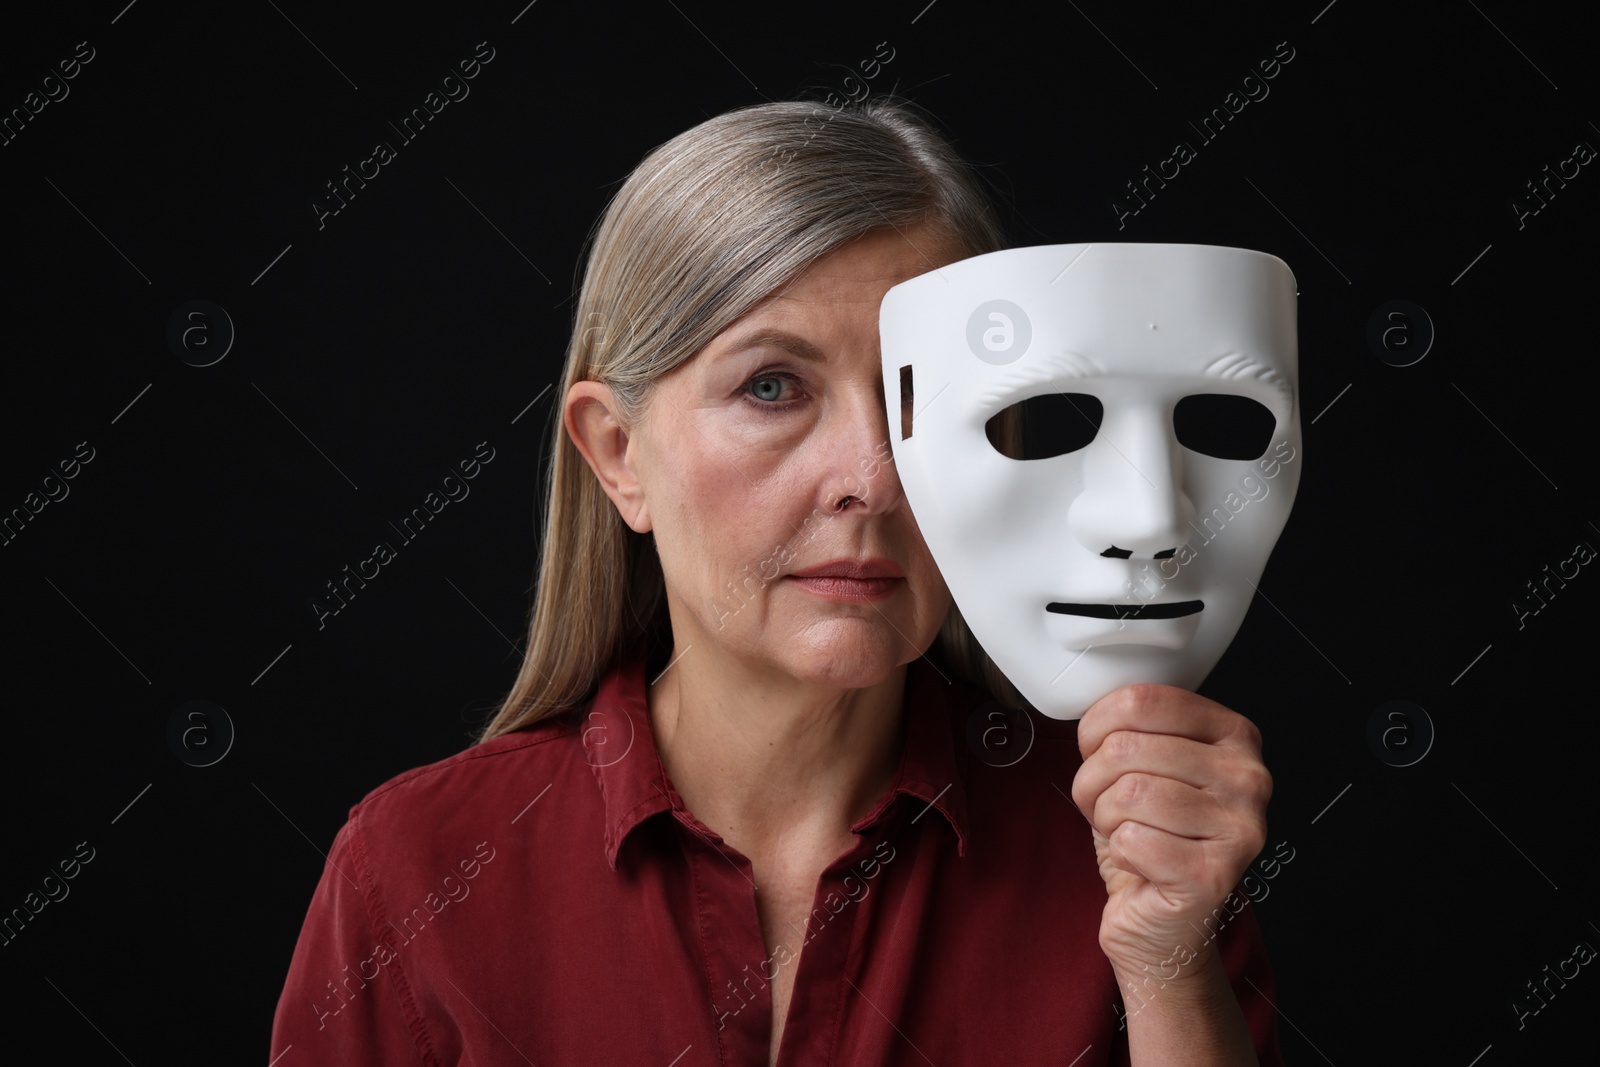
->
<box><xmin>720</xmin><ymin>403</ymin><xmax>812</xmax><ymax>453</ymax></box>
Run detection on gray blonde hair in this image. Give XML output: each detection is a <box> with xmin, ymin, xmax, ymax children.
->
<box><xmin>478</xmin><ymin>96</ymin><xmax>1024</xmax><ymax>741</ymax></box>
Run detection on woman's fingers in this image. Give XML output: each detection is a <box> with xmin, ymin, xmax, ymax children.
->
<box><xmin>1071</xmin><ymin>683</ymin><xmax>1274</xmax><ymax>973</ymax></box>
<box><xmin>1077</xmin><ymin>684</ymin><xmax>1262</xmax><ymax>760</ymax></box>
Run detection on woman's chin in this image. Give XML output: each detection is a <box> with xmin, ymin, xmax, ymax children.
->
<box><xmin>777</xmin><ymin>625</ymin><xmax>913</xmax><ymax>689</ymax></box>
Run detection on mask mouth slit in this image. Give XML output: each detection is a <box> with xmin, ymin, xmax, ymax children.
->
<box><xmin>1045</xmin><ymin>600</ymin><xmax>1204</xmax><ymax>620</ymax></box>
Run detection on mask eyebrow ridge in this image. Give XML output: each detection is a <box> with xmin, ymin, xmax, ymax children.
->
<box><xmin>974</xmin><ymin>350</ymin><xmax>1104</xmax><ymax>411</ymax></box>
<box><xmin>1203</xmin><ymin>352</ymin><xmax>1293</xmax><ymax>406</ymax></box>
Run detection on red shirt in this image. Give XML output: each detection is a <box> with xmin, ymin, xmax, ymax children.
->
<box><xmin>270</xmin><ymin>648</ymin><xmax>1285</xmax><ymax>1065</ymax></box>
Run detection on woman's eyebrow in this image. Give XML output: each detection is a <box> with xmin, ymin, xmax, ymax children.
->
<box><xmin>721</xmin><ymin>328</ymin><xmax>827</xmax><ymax>364</ymax></box>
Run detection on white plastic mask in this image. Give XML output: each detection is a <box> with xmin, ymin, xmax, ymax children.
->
<box><xmin>879</xmin><ymin>243</ymin><xmax>1301</xmax><ymax>720</ymax></box>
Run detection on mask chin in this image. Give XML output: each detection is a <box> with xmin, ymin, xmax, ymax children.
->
<box><xmin>880</xmin><ymin>243</ymin><xmax>1302</xmax><ymax>720</ymax></box>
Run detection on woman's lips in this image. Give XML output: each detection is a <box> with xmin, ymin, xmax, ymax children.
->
<box><xmin>788</xmin><ymin>575</ymin><xmax>902</xmax><ymax>600</ymax></box>
<box><xmin>787</xmin><ymin>557</ymin><xmax>904</xmax><ymax>599</ymax></box>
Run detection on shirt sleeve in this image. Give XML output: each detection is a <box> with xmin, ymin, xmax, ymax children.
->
<box><xmin>1216</xmin><ymin>897</ymin><xmax>1286</xmax><ymax>1067</ymax></box>
<box><xmin>268</xmin><ymin>811</ymin><xmax>432</xmax><ymax>1066</ymax></box>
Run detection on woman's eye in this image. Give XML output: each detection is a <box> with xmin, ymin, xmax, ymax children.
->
<box><xmin>747</xmin><ymin>373</ymin><xmax>798</xmax><ymax>404</ymax></box>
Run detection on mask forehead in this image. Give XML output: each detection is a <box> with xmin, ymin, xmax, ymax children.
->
<box><xmin>884</xmin><ymin>244</ymin><xmax>1297</xmax><ymax>425</ymax></box>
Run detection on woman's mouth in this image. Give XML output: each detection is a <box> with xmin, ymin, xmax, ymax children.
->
<box><xmin>788</xmin><ymin>575</ymin><xmax>902</xmax><ymax>600</ymax></box>
<box><xmin>787</xmin><ymin>558</ymin><xmax>905</xmax><ymax>600</ymax></box>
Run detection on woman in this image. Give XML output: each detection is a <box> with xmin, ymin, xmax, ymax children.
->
<box><xmin>271</xmin><ymin>97</ymin><xmax>1284</xmax><ymax>1066</ymax></box>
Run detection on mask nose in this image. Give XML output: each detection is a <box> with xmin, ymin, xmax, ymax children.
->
<box><xmin>1066</xmin><ymin>402</ymin><xmax>1196</xmax><ymax>559</ymax></box>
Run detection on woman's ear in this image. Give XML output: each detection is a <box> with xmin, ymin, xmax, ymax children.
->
<box><xmin>565</xmin><ymin>381</ymin><xmax>652</xmax><ymax>533</ymax></box>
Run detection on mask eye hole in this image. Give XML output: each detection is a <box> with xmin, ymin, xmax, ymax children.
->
<box><xmin>985</xmin><ymin>393</ymin><xmax>1104</xmax><ymax>460</ymax></box>
<box><xmin>1173</xmin><ymin>394</ymin><xmax>1277</xmax><ymax>460</ymax></box>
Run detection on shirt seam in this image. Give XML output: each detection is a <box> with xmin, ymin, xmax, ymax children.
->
<box><xmin>685</xmin><ymin>832</ymin><xmax>730</xmax><ymax>1067</ymax></box>
<box><xmin>350</xmin><ymin>805</ymin><xmax>439</xmax><ymax>1067</ymax></box>
<box><xmin>357</xmin><ymin>728</ymin><xmax>571</xmax><ymax>811</ymax></box>
<box><xmin>823</xmin><ymin>845</ymin><xmax>873</xmax><ymax>1067</ymax></box>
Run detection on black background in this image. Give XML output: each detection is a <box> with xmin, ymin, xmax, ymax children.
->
<box><xmin>2</xmin><ymin>1</ymin><xmax>1597</xmax><ymax>1063</ymax></box>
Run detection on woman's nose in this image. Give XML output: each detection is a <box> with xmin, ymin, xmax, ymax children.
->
<box><xmin>1066</xmin><ymin>403</ymin><xmax>1196</xmax><ymax>558</ymax></box>
<box><xmin>820</xmin><ymin>388</ymin><xmax>902</xmax><ymax>514</ymax></box>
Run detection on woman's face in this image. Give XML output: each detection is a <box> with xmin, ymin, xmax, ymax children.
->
<box><xmin>615</xmin><ymin>224</ymin><xmax>962</xmax><ymax>689</ymax></box>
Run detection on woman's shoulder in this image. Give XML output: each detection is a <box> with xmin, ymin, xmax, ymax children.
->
<box><xmin>339</xmin><ymin>713</ymin><xmax>590</xmax><ymax>869</ymax></box>
<box><xmin>361</xmin><ymin>718</ymin><xmax>574</xmax><ymax>809</ymax></box>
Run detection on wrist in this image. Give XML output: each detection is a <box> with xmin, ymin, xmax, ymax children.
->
<box><xmin>1114</xmin><ymin>951</ymin><xmax>1258</xmax><ymax>1066</ymax></box>
<box><xmin>1102</xmin><ymin>923</ymin><xmax>1220</xmax><ymax>986</ymax></box>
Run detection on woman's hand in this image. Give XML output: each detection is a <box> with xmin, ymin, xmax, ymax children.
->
<box><xmin>1070</xmin><ymin>684</ymin><xmax>1271</xmax><ymax>983</ymax></box>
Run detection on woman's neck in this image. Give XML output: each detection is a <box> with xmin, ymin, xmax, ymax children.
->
<box><xmin>645</xmin><ymin>641</ymin><xmax>908</xmax><ymax>861</ymax></box>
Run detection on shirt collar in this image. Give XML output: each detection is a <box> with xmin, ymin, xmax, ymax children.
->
<box><xmin>586</xmin><ymin>649</ymin><xmax>976</xmax><ymax>871</ymax></box>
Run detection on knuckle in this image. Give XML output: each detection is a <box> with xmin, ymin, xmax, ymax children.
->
<box><xmin>1112</xmin><ymin>772</ymin><xmax>1147</xmax><ymax>807</ymax></box>
<box><xmin>1103</xmin><ymin>729</ymin><xmax>1140</xmax><ymax>763</ymax></box>
<box><xmin>1244</xmin><ymin>763</ymin><xmax>1274</xmax><ymax>806</ymax></box>
<box><xmin>1241</xmin><ymin>819</ymin><xmax>1269</xmax><ymax>861</ymax></box>
<box><xmin>1109</xmin><ymin>819</ymin><xmax>1140</xmax><ymax>851</ymax></box>
<box><xmin>1121</xmin><ymin>683</ymin><xmax>1163</xmax><ymax>711</ymax></box>
<box><xmin>1237</xmin><ymin>717</ymin><xmax>1263</xmax><ymax>751</ymax></box>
